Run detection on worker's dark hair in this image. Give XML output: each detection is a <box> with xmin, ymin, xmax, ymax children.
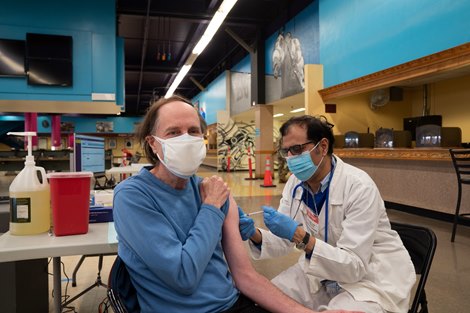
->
<box><xmin>279</xmin><ymin>115</ymin><xmax>335</xmax><ymax>155</ymax></box>
<box><xmin>136</xmin><ymin>94</ymin><xmax>207</xmax><ymax>165</ymax></box>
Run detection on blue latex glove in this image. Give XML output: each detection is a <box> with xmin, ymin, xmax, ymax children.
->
<box><xmin>238</xmin><ymin>207</ymin><xmax>256</xmax><ymax>241</ymax></box>
<box><xmin>262</xmin><ymin>206</ymin><xmax>298</xmax><ymax>241</ymax></box>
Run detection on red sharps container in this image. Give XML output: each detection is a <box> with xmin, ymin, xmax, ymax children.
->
<box><xmin>47</xmin><ymin>172</ymin><xmax>93</xmax><ymax>236</ymax></box>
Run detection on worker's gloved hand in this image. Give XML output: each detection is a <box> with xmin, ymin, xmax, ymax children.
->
<box><xmin>238</xmin><ymin>207</ymin><xmax>256</xmax><ymax>241</ymax></box>
<box><xmin>262</xmin><ymin>206</ymin><xmax>298</xmax><ymax>241</ymax></box>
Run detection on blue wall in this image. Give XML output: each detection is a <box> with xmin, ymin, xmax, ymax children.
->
<box><xmin>0</xmin><ymin>114</ymin><xmax>141</xmax><ymax>134</ymax></box>
<box><xmin>265</xmin><ymin>2</ymin><xmax>320</xmax><ymax>75</ymax></box>
<box><xmin>192</xmin><ymin>72</ymin><xmax>227</xmax><ymax>125</ymax></box>
<box><xmin>319</xmin><ymin>0</ymin><xmax>470</xmax><ymax>87</ymax></box>
<box><xmin>0</xmin><ymin>0</ymin><xmax>116</xmax><ymax>102</ymax></box>
<box><xmin>60</xmin><ymin>116</ymin><xmax>142</xmax><ymax>134</ymax></box>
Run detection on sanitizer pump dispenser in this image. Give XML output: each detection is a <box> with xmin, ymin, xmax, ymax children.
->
<box><xmin>8</xmin><ymin>132</ymin><xmax>51</xmax><ymax>235</ymax></box>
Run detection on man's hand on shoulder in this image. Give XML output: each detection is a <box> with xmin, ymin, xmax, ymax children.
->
<box><xmin>200</xmin><ymin>175</ymin><xmax>230</xmax><ymax>209</ymax></box>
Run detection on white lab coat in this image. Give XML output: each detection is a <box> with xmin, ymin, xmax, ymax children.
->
<box><xmin>249</xmin><ymin>156</ymin><xmax>416</xmax><ymax>313</ymax></box>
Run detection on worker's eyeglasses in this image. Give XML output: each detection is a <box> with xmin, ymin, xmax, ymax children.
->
<box><xmin>279</xmin><ymin>141</ymin><xmax>314</xmax><ymax>158</ymax></box>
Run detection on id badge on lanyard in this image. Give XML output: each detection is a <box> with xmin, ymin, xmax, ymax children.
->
<box><xmin>305</xmin><ymin>208</ymin><xmax>320</xmax><ymax>236</ymax></box>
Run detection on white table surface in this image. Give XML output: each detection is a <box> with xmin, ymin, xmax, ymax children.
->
<box><xmin>0</xmin><ymin>222</ymin><xmax>118</xmax><ymax>263</ymax></box>
<box><xmin>0</xmin><ymin>222</ymin><xmax>118</xmax><ymax>313</ymax></box>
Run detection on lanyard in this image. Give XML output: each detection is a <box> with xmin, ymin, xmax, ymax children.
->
<box><xmin>290</xmin><ymin>162</ymin><xmax>335</xmax><ymax>243</ymax></box>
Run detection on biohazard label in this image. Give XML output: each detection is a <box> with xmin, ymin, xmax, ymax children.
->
<box><xmin>10</xmin><ymin>197</ymin><xmax>31</xmax><ymax>223</ymax></box>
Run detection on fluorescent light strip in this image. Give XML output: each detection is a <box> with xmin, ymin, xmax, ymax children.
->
<box><xmin>290</xmin><ymin>108</ymin><xmax>306</xmax><ymax>113</ymax></box>
<box><xmin>165</xmin><ymin>0</ymin><xmax>238</xmax><ymax>98</ymax></box>
<box><xmin>165</xmin><ymin>64</ymin><xmax>192</xmax><ymax>98</ymax></box>
<box><xmin>192</xmin><ymin>0</ymin><xmax>237</xmax><ymax>55</ymax></box>
<box><xmin>273</xmin><ymin>113</ymin><xmax>284</xmax><ymax>118</ymax></box>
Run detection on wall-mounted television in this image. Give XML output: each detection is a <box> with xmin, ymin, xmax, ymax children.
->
<box><xmin>72</xmin><ymin>134</ymin><xmax>105</xmax><ymax>174</ymax></box>
<box><xmin>0</xmin><ymin>39</ymin><xmax>25</xmax><ymax>77</ymax></box>
<box><xmin>27</xmin><ymin>58</ymin><xmax>72</xmax><ymax>86</ymax></box>
<box><xmin>25</xmin><ymin>33</ymin><xmax>73</xmax><ymax>86</ymax></box>
<box><xmin>26</xmin><ymin>33</ymin><xmax>72</xmax><ymax>60</ymax></box>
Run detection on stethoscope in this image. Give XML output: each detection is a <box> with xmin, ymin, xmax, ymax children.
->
<box><xmin>289</xmin><ymin>161</ymin><xmax>335</xmax><ymax>243</ymax></box>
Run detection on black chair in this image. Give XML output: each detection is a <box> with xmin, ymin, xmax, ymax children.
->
<box><xmin>108</xmin><ymin>255</ymin><xmax>140</xmax><ymax>313</ymax></box>
<box><xmin>94</xmin><ymin>172</ymin><xmax>116</xmax><ymax>190</ymax></box>
<box><xmin>390</xmin><ymin>221</ymin><xmax>437</xmax><ymax>313</ymax></box>
<box><xmin>449</xmin><ymin>148</ymin><xmax>470</xmax><ymax>242</ymax></box>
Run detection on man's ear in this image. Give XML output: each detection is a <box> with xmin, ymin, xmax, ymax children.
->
<box><xmin>321</xmin><ymin>138</ymin><xmax>329</xmax><ymax>156</ymax></box>
<box><xmin>146</xmin><ymin>135</ymin><xmax>155</xmax><ymax>146</ymax></box>
<box><xmin>146</xmin><ymin>136</ymin><xmax>159</xmax><ymax>154</ymax></box>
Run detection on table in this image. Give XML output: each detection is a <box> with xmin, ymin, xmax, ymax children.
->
<box><xmin>106</xmin><ymin>164</ymin><xmax>151</xmax><ymax>181</ymax></box>
<box><xmin>106</xmin><ymin>164</ymin><xmax>151</xmax><ymax>175</ymax></box>
<box><xmin>0</xmin><ymin>222</ymin><xmax>118</xmax><ymax>313</ymax></box>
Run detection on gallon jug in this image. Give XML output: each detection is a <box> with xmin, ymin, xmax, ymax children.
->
<box><xmin>8</xmin><ymin>131</ymin><xmax>51</xmax><ymax>235</ymax></box>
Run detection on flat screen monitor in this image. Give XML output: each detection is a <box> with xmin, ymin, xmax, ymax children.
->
<box><xmin>26</xmin><ymin>33</ymin><xmax>72</xmax><ymax>60</ymax></box>
<box><xmin>73</xmin><ymin>134</ymin><xmax>105</xmax><ymax>174</ymax></box>
<box><xmin>27</xmin><ymin>58</ymin><xmax>72</xmax><ymax>86</ymax></box>
<box><xmin>0</xmin><ymin>39</ymin><xmax>25</xmax><ymax>77</ymax></box>
<box><xmin>403</xmin><ymin>115</ymin><xmax>442</xmax><ymax>141</ymax></box>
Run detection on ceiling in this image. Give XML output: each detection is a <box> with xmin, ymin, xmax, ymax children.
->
<box><xmin>116</xmin><ymin>0</ymin><xmax>314</xmax><ymax>116</ymax></box>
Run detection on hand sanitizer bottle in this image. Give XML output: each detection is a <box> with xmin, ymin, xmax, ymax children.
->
<box><xmin>8</xmin><ymin>132</ymin><xmax>51</xmax><ymax>235</ymax></box>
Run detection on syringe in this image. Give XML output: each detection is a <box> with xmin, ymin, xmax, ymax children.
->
<box><xmin>246</xmin><ymin>210</ymin><xmax>263</xmax><ymax>216</ymax></box>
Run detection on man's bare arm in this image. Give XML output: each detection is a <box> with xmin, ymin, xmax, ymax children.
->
<box><xmin>221</xmin><ymin>195</ymin><xmax>362</xmax><ymax>313</ymax></box>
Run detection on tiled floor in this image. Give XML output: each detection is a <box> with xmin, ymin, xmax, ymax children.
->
<box><xmin>47</xmin><ymin>167</ymin><xmax>470</xmax><ymax>312</ymax></box>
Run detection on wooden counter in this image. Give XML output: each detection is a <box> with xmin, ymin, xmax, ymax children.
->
<box><xmin>335</xmin><ymin>148</ymin><xmax>467</xmax><ymax>216</ymax></box>
<box><xmin>335</xmin><ymin>148</ymin><xmax>451</xmax><ymax>161</ymax></box>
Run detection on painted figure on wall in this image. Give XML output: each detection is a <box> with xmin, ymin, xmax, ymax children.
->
<box><xmin>272</xmin><ymin>32</ymin><xmax>305</xmax><ymax>98</ymax></box>
<box><xmin>217</xmin><ymin>118</ymin><xmax>255</xmax><ymax>171</ymax></box>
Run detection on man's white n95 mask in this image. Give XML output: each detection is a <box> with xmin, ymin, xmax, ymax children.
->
<box><xmin>153</xmin><ymin>133</ymin><xmax>206</xmax><ymax>178</ymax></box>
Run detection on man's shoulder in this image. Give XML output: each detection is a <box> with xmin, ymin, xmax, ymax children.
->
<box><xmin>334</xmin><ymin>155</ymin><xmax>373</xmax><ymax>182</ymax></box>
<box><xmin>114</xmin><ymin>170</ymin><xmax>153</xmax><ymax>195</ymax></box>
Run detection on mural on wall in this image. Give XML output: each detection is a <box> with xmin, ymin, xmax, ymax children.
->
<box><xmin>60</xmin><ymin>121</ymin><xmax>75</xmax><ymax>132</ymax></box>
<box><xmin>193</xmin><ymin>100</ymin><xmax>206</xmax><ymax>119</ymax></box>
<box><xmin>217</xmin><ymin>116</ymin><xmax>255</xmax><ymax>171</ymax></box>
<box><xmin>96</xmin><ymin>121</ymin><xmax>114</xmax><ymax>132</ymax></box>
<box><xmin>216</xmin><ymin>115</ymin><xmax>284</xmax><ymax>175</ymax></box>
<box><xmin>272</xmin><ymin>32</ymin><xmax>305</xmax><ymax>98</ymax></box>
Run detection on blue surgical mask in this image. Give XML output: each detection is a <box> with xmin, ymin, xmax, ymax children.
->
<box><xmin>286</xmin><ymin>141</ymin><xmax>324</xmax><ymax>181</ymax></box>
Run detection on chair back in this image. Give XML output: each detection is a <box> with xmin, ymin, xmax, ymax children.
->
<box><xmin>108</xmin><ymin>255</ymin><xmax>140</xmax><ymax>313</ymax></box>
<box><xmin>449</xmin><ymin>149</ymin><xmax>470</xmax><ymax>186</ymax></box>
<box><xmin>390</xmin><ymin>222</ymin><xmax>437</xmax><ymax>313</ymax></box>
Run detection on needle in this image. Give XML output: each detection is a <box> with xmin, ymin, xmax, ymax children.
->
<box><xmin>246</xmin><ymin>210</ymin><xmax>263</xmax><ymax>216</ymax></box>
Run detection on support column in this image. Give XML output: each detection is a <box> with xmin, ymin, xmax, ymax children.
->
<box><xmin>254</xmin><ymin>105</ymin><xmax>274</xmax><ymax>179</ymax></box>
<box><xmin>24</xmin><ymin>113</ymin><xmax>38</xmax><ymax>150</ymax></box>
<box><xmin>67</xmin><ymin>133</ymin><xmax>74</xmax><ymax>150</ymax></box>
<box><xmin>304</xmin><ymin>64</ymin><xmax>324</xmax><ymax>116</ymax></box>
<box><xmin>51</xmin><ymin>115</ymin><xmax>61</xmax><ymax>151</ymax></box>
<box><xmin>250</xmin><ymin>34</ymin><xmax>265</xmax><ymax>106</ymax></box>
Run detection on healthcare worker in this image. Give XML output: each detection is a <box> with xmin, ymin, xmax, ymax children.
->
<box><xmin>239</xmin><ymin>115</ymin><xmax>416</xmax><ymax>313</ymax></box>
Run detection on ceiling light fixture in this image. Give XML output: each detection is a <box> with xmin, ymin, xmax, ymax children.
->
<box><xmin>165</xmin><ymin>64</ymin><xmax>192</xmax><ymax>98</ymax></box>
<box><xmin>273</xmin><ymin>113</ymin><xmax>284</xmax><ymax>118</ymax></box>
<box><xmin>290</xmin><ymin>108</ymin><xmax>306</xmax><ymax>113</ymax></box>
<box><xmin>165</xmin><ymin>0</ymin><xmax>238</xmax><ymax>98</ymax></box>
